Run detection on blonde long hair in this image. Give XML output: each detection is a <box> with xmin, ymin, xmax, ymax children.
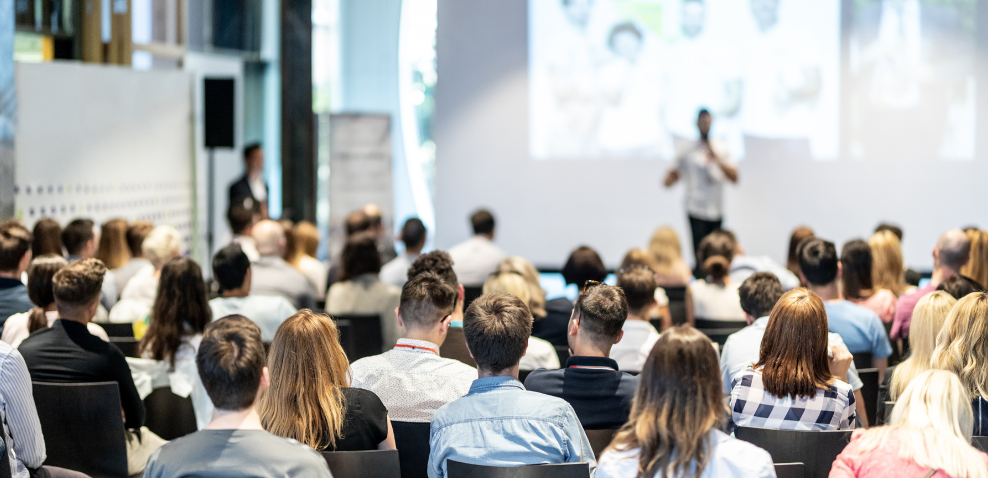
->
<box><xmin>848</xmin><ymin>370</ymin><xmax>987</xmax><ymax>478</ymax></box>
<box><xmin>260</xmin><ymin>310</ymin><xmax>350</xmax><ymax>450</ymax></box>
<box><xmin>961</xmin><ymin>229</ymin><xmax>988</xmax><ymax>290</ymax></box>
<box><xmin>888</xmin><ymin>292</ymin><xmax>956</xmax><ymax>400</ymax></box>
<box><xmin>496</xmin><ymin>256</ymin><xmax>547</xmax><ymax>318</ymax></box>
<box><xmin>290</xmin><ymin>221</ymin><xmax>320</xmax><ymax>267</ymax></box>
<box><xmin>483</xmin><ymin>271</ymin><xmax>533</xmax><ymax>309</ymax></box>
<box><xmin>648</xmin><ymin>227</ymin><xmax>689</xmax><ymax>281</ymax></box>
<box><xmin>931</xmin><ymin>292</ymin><xmax>988</xmax><ymax>401</ymax></box>
<box><xmin>869</xmin><ymin>231</ymin><xmax>906</xmax><ymax>296</ymax></box>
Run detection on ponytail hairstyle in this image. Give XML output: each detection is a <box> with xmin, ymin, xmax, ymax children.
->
<box><xmin>697</xmin><ymin>231</ymin><xmax>736</xmax><ymax>283</ymax></box>
<box><xmin>26</xmin><ymin>254</ymin><xmax>68</xmax><ymax>333</ymax></box>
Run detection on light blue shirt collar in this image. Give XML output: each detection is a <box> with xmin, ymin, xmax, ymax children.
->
<box><xmin>468</xmin><ymin>376</ymin><xmax>524</xmax><ymax>394</ymax></box>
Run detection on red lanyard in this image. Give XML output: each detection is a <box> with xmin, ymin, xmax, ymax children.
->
<box><xmin>394</xmin><ymin>344</ymin><xmax>439</xmax><ymax>355</ymax></box>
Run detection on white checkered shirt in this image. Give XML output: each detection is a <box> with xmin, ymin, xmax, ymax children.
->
<box><xmin>730</xmin><ymin>366</ymin><xmax>856</xmax><ymax>430</ymax></box>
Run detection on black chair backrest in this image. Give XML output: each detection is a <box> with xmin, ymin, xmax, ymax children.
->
<box><xmin>447</xmin><ymin>460</ymin><xmax>590</xmax><ymax>478</ymax></box>
<box><xmin>462</xmin><ymin>286</ymin><xmax>484</xmax><ymax>312</ymax></box>
<box><xmin>0</xmin><ymin>432</ymin><xmax>10</xmax><ymax>478</ymax></box>
<box><xmin>734</xmin><ymin>426</ymin><xmax>853</xmax><ymax>478</ymax></box>
<box><xmin>663</xmin><ymin>286</ymin><xmax>689</xmax><ymax>326</ymax></box>
<box><xmin>109</xmin><ymin>338</ymin><xmax>140</xmax><ymax>358</ymax></box>
<box><xmin>96</xmin><ymin>323</ymin><xmax>135</xmax><ymax>338</ymax></box>
<box><xmin>333</xmin><ymin>314</ymin><xmax>383</xmax><ymax>362</ymax></box>
<box><xmin>321</xmin><ymin>449</ymin><xmax>400</xmax><ymax>478</ymax></box>
<box><xmin>439</xmin><ymin>327</ymin><xmax>477</xmax><ymax>368</ymax></box>
<box><xmin>693</xmin><ymin>318</ymin><xmax>747</xmax><ymax>330</ymax></box>
<box><xmin>882</xmin><ymin>321</ymin><xmax>902</xmax><ymax>366</ymax></box>
<box><xmin>143</xmin><ymin>387</ymin><xmax>198</xmax><ymax>440</ymax></box>
<box><xmin>972</xmin><ymin>436</ymin><xmax>988</xmax><ymax>453</ymax></box>
<box><xmin>392</xmin><ymin>422</ymin><xmax>431</xmax><ymax>478</ymax></box>
<box><xmin>518</xmin><ymin>370</ymin><xmax>532</xmax><ymax>383</ymax></box>
<box><xmin>856</xmin><ymin>368</ymin><xmax>879</xmax><ymax>427</ymax></box>
<box><xmin>852</xmin><ymin>353</ymin><xmax>873</xmax><ymax>370</ymax></box>
<box><xmin>584</xmin><ymin>429</ymin><xmax>617</xmax><ymax>458</ymax></box>
<box><xmin>554</xmin><ymin>346</ymin><xmax>571</xmax><ymax>366</ymax></box>
<box><xmin>877</xmin><ymin>401</ymin><xmax>895</xmax><ymax>426</ymax></box>
<box><xmin>774</xmin><ymin>463</ymin><xmax>806</xmax><ymax>478</ymax></box>
<box><xmin>32</xmin><ymin>381</ymin><xmax>128</xmax><ymax>478</ymax></box>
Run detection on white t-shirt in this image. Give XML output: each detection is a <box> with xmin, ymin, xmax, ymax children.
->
<box><xmin>596</xmin><ymin>430</ymin><xmax>775</xmax><ymax>478</ymax></box>
<box><xmin>676</xmin><ymin>139</ymin><xmax>735</xmax><ymax>220</ymax></box>
<box><xmin>1</xmin><ymin>311</ymin><xmax>109</xmax><ymax>347</ymax></box>
<box><xmin>691</xmin><ymin>279</ymin><xmax>746</xmax><ymax>321</ymax></box>
<box><xmin>610</xmin><ymin>320</ymin><xmax>660</xmax><ymax>372</ymax></box>
<box><xmin>519</xmin><ymin>336</ymin><xmax>560</xmax><ymax>371</ymax></box>
<box><xmin>208</xmin><ymin>296</ymin><xmax>297</xmax><ymax>343</ymax></box>
<box><xmin>448</xmin><ymin>236</ymin><xmax>507</xmax><ymax>286</ymax></box>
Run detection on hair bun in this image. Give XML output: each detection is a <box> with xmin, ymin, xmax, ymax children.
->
<box><xmin>704</xmin><ymin>256</ymin><xmax>730</xmax><ymax>281</ymax></box>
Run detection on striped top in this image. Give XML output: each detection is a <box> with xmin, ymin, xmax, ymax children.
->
<box><xmin>0</xmin><ymin>341</ymin><xmax>46</xmax><ymax>478</ymax></box>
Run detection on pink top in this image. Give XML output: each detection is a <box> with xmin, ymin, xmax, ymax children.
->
<box><xmin>830</xmin><ymin>431</ymin><xmax>988</xmax><ymax>478</ymax></box>
<box><xmin>850</xmin><ymin>289</ymin><xmax>897</xmax><ymax>324</ymax></box>
<box><xmin>890</xmin><ymin>284</ymin><xmax>935</xmax><ymax>340</ymax></box>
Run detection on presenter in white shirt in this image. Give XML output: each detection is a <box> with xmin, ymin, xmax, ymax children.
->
<box><xmin>663</xmin><ymin>110</ymin><xmax>738</xmax><ymax>266</ymax></box>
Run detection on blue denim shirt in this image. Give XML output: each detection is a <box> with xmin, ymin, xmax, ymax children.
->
<box><xmin>427</xmin><ymin>376</ymin><xmax>596</xmax><ymax>478</ymax></box>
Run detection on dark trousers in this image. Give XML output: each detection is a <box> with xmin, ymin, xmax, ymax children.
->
<box><xmin>688</xmin><ymin>214</ymin><xmax>722</xmax><ymax>277</ymax></box>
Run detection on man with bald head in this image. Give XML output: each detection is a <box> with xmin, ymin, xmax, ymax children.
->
<box><xmin>250</xmin><ymin>220</ymin><xmax>316</xmax><ymax>309</ymax></box>
<box><xmin>891</xmin><ymin>229</ymin><xmax>971</xmax><ymax>341</ymax></box>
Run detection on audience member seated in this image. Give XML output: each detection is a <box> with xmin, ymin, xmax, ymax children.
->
<box><xmin>596</xmin><ymin>327</ymin><xmax>775</xmax><ymax>478</ymax></box>
<box><xmin>800</xmin><ymin>238</ymin><xmax>892</xmax><ymax>377</ymax></box>
<box><xmin>380</xmin><ymin>217</ymin><xmax>426</xmax><ymax>288</ymax></box>
<box><xmin>209</xmin><ymin>245</ymin><xmax>296</xmax><ymax>342</ymax></box>
<box><xmin>326</xmin><ymin>209</ymin><xmax>372</xmax><ymax>290</ymax></box>
<box><xmin>30</xmin><ymin>218</ymin><xmax>63</xmax><ymax>258</ymax></box>
<box><xmin>288</xmin><ymin>221</ymin><xmax>328</xmax><ymax>301</ymax></box>
<box><xmin>363</xmin><ymin>204</ymin><xmax>397</xmax><ymax>264</ymax></box>
<box><xmin>482</xmin><ymin>271</ymin><xmax>559</xmax><ymax>370</ymax></box>
<box><xmin>727</xmin><ymin>231</ymin><xmax>800</xmax><ymax>290</ymax></box>
<box><xmin>227</xmin><ymin>204</ymin><xmax>260</xmax><ymax>263</ymax></box>
<box><xmin>525</xmin><ymin>283</ymin><xmax>636</xmax><ymax>429</ymax></box>
<box><xmin>448</xmin><ymin>209</ymin><xmax>507</xmax><ymax>287</ymax></box>
<box><xmin>495</xmin><ymin>256</ymin><xmax>550</xmax><ymax>328</ymax></box>
<box><xmin>831</xmin><ymin>370</ymin><xmax>988</xmax><ymax>478</ymax></box>
<box><xmin>326</xmin><ymin>232</ymin><xmax>402</xmax><ymax>347</ymax></box>
<box><xmin>618</xmin><ymin>250</ymin><xmax>671</xmax><ymax>328</ymax></box>
<box><xmin>648</xmin><ymin>226</ymin><xmax>694</xmax><ymax>286</ymax></box>
<box><xmin>109</xmin><ymin>225</ymin><xmax>182</xmax><ymax>323</ymax></box>
<box><xmin>18</xmin><ymin>259</ymin><xmax>165</xmax><ymax>475</ymax></box>
<box><xmin>730</xmin><ymin>289</ymin><xmax>857</xmax><ymax>431</ymax></box>
<box><xmin>892</xmin><ymin>229</ymin><xmax>970</xmax><ymax>340</ymax></box>
<box><xmin>937</xmin><ymin>274</ymin><xmax>985</xmax><ymax>299</ymax></box>
<box><xmin>131</xmin><ymin>258</ymin><xmax>214</xmax><ymax>429</ymax></box>
<box><xmin>610</xmin><ymin>267</ymin><xmax>660</xmax><ymax>371</ymax></box>
<box><xmin>785</xmin><ymin>226</ymin><xmax>814</xmax><ymax>280</ymax></box>
<box><xmin>875</xmin><ymin>223</ymin><xmax>923</xmax><ymax>288</ymax></box>
<box><xmin>931</xmin><ymin>292</ymin><xmax>988</xmax><ymax>436</ymax></box>
<box><xmin>962</xmin><ymin>228</ymin><xmax>988</xmax><ymax>289</ymax></box>
<box><xmin>720</xmin><ymin>273</ymin><xmax>868</xmax><ymax>425</ymax></box>
<box><xmin>96</xmin><ymin>219</ymin><xmax>129</xmax><ymax>275</ymax></box>
<box><xmin>428</xmin><ymin>292</ymin><xmax>594</xmax><ymax>477</ymax></box>
<box><xmin>350</xmin><ymin>272</ymin><xmax>476</xmax><ymax>422</ymax></box>
<box><xmin>886</xmin><ymin>292</ymin><xmax>955</xmax><ymax>403</ymax></box>
<box><xmin>250</xmin><ymin>220</ymin><xmax>316</xmax><ymax>310</ymax></box>
<box><xmin>691</xmin><ymin>231</ymin><xmax>745</xmax><ymax>321</ymax></box>
<box><xmin>261</xmin><ymin>310</ymin><xmax>396</xmax><ymax>451</ymax></box>
<box><xmin>869</xmin><ymin>229</ymin><xmax>910</xmax><ymax>297</ymax></box>
<box><xmin>2</xmin><ymin>255</ymin><xmax>109</xmax><ymax>347</ymax></box>
<box><xmin>112</xmin><ymin>221</ymin><xmax>153</xmax><ymax>293</ymax></box>
<box><xmin>62</xmin><ymin>219</ymin><xmax>118</xmax><ymax>310</ymax></box>
<box><xmin>0</xmin><ymin>221</ymin><xmax>35</xmax><ymax>322</ymax></box>
<box><xmin>143</xmin><ymin>315</ymin><xmax>332</xmax><ymax>478</ymax></box>
<box><xmin>842</xmin><ymin>239</ymin><xmax>897</xmax><ymax>323</ymax></box>
<box><xmin>535</xmin><ymin>246</ymin><xmax>607</xmax><ymax>347</ymax></box>
<box><xmin>407</xmin><ymin>251</ymin><xmax>466</xmax><ymax>325</ymax></box>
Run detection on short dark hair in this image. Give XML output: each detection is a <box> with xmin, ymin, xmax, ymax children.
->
<box><xmin>470</xmin><ymin>209</ymin><xmax>495</xmax><ymax>236</ymax></box>
<box><xmin>125</xmin><ymin>222</ymin><xmax>153</xmax><ymax>257</ymax></box>
<box><xmin>562</xmin><ymin>246</ymin><xmax>607</xmax><ymax>287</ymax></box>
<box><xmin>345</xmin><ymin>210</ymin><xmax>371</xmax><ymax>236</ymax></box>
<box><xmin>399</xmin><ymin>272</ymin><xmax>456</xmax><ymax>330</ymax></box>
<box><xmin>243</xmin><ymin>143</ymin><xmax>262</xmax><ymax>160</ymax></box>
<box><xmin>697</xmin><ymin>108</ymin><xmax>711</xmax><ymax>119</ymax></box>
<box><xmin>401</xmin><ymin>218</ymin><xmax>427</xmax><ymax>249</ymax></box>
<box><xmin>937</xmin><ymin>274</ymin><xmax>986</xmax><ymax>300</ymax></box>
<box><xmin>617</xmin><ymin>267</ymin><xmax>657</xmax><ymax>312</ymax></box>
<box><xmin>875</xmin><ymin>223</ymin><xmax>903</xmax><ymax>241</ymax></box>
<box><xmin>799</xmin><ymin>238</ymin><xmax>838</xmax><ymax>286</ymax></box>
<box><xmin>52</xmin><ymin>258</ymin><xmax>106</xmax><ymax>309</ymax></box>
<box><xmin>407</xmin><ymin>250</ymin><xmax>459</xmax><ymax>291</ymax></box>
<box><xmin>574</xmin><ymin>284</ymin><xmax>628</xmax><ymax>344</ymax></box>
<box><xmin>227</xmin><ymin>205</ymin><xmax>254</xmax><ymax>235</ymax></box>
<box><xmin>0</xmin><ymin>221</ymin><xmax>32</xmax><ymax>272</ymax></box>
<box><xmin>340</xmin><ymin>232</ymin><xmax>381</xmax><ymax>282</ymax></box>
<box><xmin>738</xmin><ymin>272</ymin><xmax>785</xmax><ymax>318</ymax></box>
<box><xmin>197</xmin><ymin>315</ymin><xmax>266</xmax><ymax>411</ymax></box>
<box><xmin>213</xmin><ymin>244</ymin><xmax>250</xmax><ymax>292</ymax></box>
<box><xmin>463</xmin><ymin>292</ymin><xmax>532</xmax><ymax>372</ymax></box>
<box><xmin>61</xmin><ymin>219</ymin><xmax>95</xmax><ymax>255</ymax></box>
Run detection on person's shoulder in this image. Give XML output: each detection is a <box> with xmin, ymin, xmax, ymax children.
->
<box><xmin>523</xmin><ymin>387</ymin><xmax>577</xmax><ymax>414</ymax></box>
<box><xmin>709</xmin><ymin>430</ymin><xmax>774</xmax><ymax>470</ymax></box>
<box><xmin>342</xmin><ymin>387</ymin><xmax>387</xmax><ymax>411</ymax></box>
<box><xmin>596</xmin><ymin>446</ymin><xmax>641</xmax><ymax>478</ymax></box>
<box><xmin>523</xmin><ymin>368</ymin><xmax>563</xmax><ymax>390</ymax></box>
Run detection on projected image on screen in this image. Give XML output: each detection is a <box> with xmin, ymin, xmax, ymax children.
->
<box><xmin>529</xmin><ymin>0</ymin><xmax>840</xmax><ymax>161</ymax></box>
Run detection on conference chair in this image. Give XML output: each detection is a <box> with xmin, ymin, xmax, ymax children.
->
<box><xmin>852</xmin><ymin>353</ymin><xmax>873</xmax><ymax>371</ymax></box>
<box><xmin>0</xmin><ymin>434</ymin><xmax>11</xmax><ymax>478</ymax></box>
<box><xmin>664</xmin><ymin>286</ymin><xmax>689</xmax><ymax>326</ymax></box>
<box><xmin>972</xmin><ymin>436</ymin><xmax>988</xmax><ymax>453</ymax></box>
<box><xmin>554</xmin><ymin>345</ymin><xmax>571</xmax><ymax>366</ymax></box>
<box><xmin>584</xmin><ymin>429</ymin><xmax>618</xmax><ymax>458</ymax></box>
<box><xmin>143</xmin><ymin>387</ymin><xmax>198</xmax><ymax>440</ymax></box>
<box><xmin>33</xmin><ymin>382</ymin><xmax>128</xmax><ymax>478</ymax></box>
<box><xmin>321</xmin><ymin>449</ymin><xmax>400</xmax><ymax>478</ymax></box>
<box><xmin>876</xmin><ymin>401</ymin><xmax>895</xmax><ymax>426</ymax></box>
<box><xmin>518</xmin><ymin>369</ymin><xmax>532</xmax><ymax>384</ymax></box>
<box><xmin>446</xmin><ymin>460</ymin><xmax>591</xmax><ymax>478</ymax></box>
<box><xmin>774</xmin><ymin>463</ymin><xmax>806</xmax><ymax>478</ymax></box>
<box><xmin>856</xmin><ymin>368</ymin><xmax>880</xmax><ymax>427</ymax></box>
<box><xmin>462</xmin><ymin>286</ymin><xmax>484</xmax><ymax>312</ymax></box>
<box><xmin>333</xmin><ymin>314</ymin><xmax>383</xmax><ymax>362</ymax></box>
<box><xmin>440</xmin><ymin>327</ymin><xmax>476</xmax><ymax>367</ymax></box>
<box><xmin>882</xmin><ymin>321</ymin><xmax>902</xmax><ymax>367</ymax></box>
<box><xmin>96</xmin><ymin>322</ymin><xmax>136</xmax><ymax>338</ymax></box>
<box><xmin>392</xmin><ymin>422</ymin><xmax>431</xmax><ymax>478</ymax></box>
<box><xmin>693</xmin><ymin>319</ymin><xmax>746</xmax><ymax>347</ymax></box>
<box><xmin>734</xmin><ymin>426</ymin><xmax>853</xmax><ymax>478</ymax></box>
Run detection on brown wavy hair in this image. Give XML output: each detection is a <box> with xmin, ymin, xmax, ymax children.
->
<box><xmin>260</xmin><ymin>310</ymin><xmax>350</xmax><ymax>450</ymax></box>
<box><xmin>31</xmin><ymin>218</ymin><xmax>63</xmax><ymax>258</ymax></box>
<box><xmin>607</xmin><ymin>327</ymin><xmax>724</xmax><ymax>478</ymax></box>
<box><xmin>139</xmin><ymin>258</ymin><xmax>211</xmax><ymax>368</ymax></box>
<box><xmin>755</xmin><ymin>288</ymin><xmax>834</xmax><ymax>399</ymax></box>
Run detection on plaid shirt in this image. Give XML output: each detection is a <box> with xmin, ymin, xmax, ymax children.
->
<box><xmin>730</xmin><ymin>366</ymin><xmax>856</xmax><ymax>430</ymax></box>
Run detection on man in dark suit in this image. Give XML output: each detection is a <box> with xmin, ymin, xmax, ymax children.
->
<box><xmin>229</xmin><ymin>143</ymin><xmax>268</xmax><ymax>218</ymax></box>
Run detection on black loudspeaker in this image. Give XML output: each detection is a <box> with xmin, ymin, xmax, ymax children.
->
<box><xmin>203</xmin><ymin>78</ymin><xmax>235</xmax><ymax>149</ymax></box>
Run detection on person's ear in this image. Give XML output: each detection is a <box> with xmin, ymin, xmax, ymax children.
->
<box><xmin>19</xmin><ymin>250</ymin><xmax>32</xmax><ymax>272</ymax></box>
<box><xmin>395</xmin><ymin>307</ymin><xmax>404</xmax><ymax>328</ymax></box>
<box><xmin>244</xmin><ymin>268</ymin><xmax>252</xmax><ymax>289</ymax></box>
<box><xmin>439</xmin><ymin>315</ymin><xmax>450</xmax><ymax>336</ymax></box>
<box><xmin>836</xmin><ymin>262</ymin><xmax>843</xmax><ymax>280</ymax></box>
<box><xmin>799</xmin><ymin>271</ymin><xmax>808</xmax><ymax>284</ymax></box>
<box><xmin>465</xmin><ymin>341</ymin><xmax>473</xmax><ymax>359</ymax></box>
<box><xmin>568</xmin><ymin>315</ymin><xmax>581</xmax><ymax>337</ymax></box>
<box><xmin>457</xmin><ymin>284</ymin><xmax>465</xmax><ymax>302</ymax></box>
<box><xmin>87</xmin><ymin>299</ymin><xmax>99</xmax><ymax>320</ymax></box>
<box><xmin>614</xmin><ymin>329</ymin><xmax>624</xmax><ymax>345</ymax></box>
<box><xmin>261</xmin><ymin>366</ymin><xmax>271</xmax><ymax>388</ymax></box>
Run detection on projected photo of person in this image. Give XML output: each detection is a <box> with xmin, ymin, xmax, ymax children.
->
<box><xmin>848</xmin><ymin>0</ymin><xmax>974</xmax><ymax>161</ymax></box>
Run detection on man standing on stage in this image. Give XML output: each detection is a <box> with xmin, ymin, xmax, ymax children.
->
<box><xmin>663</xmin><ymin>109</ymin><xmax>738</xmax><ymax>269</ymax></box>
